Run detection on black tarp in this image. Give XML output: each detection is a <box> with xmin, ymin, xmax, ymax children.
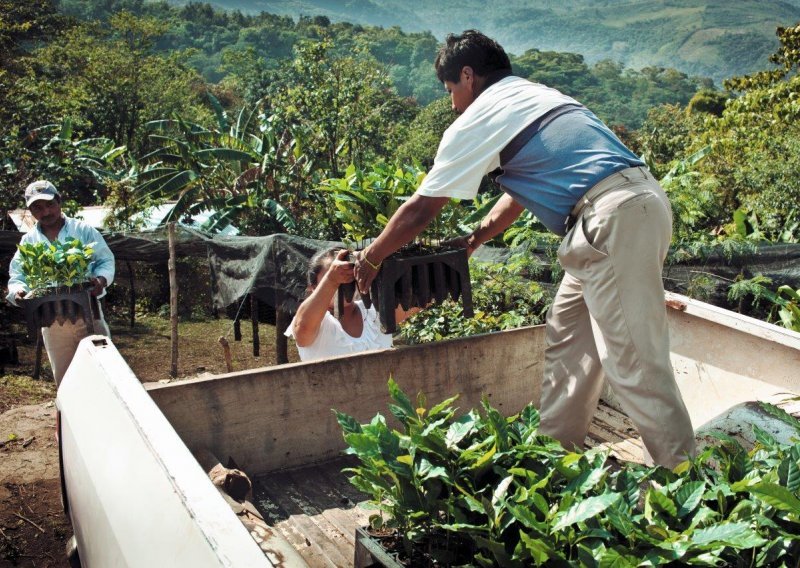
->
<box><xmin>205</xmin><ymin>233</ymin><xmax>341</xmax><ymax>312</ymax></box>
<box><xmin>472</xmin><ymin>240</ymin><xmax>800</xmax><ymax>310</ymax></box>
<box><xmin>662</xmin><ymin>243</ymin><xmax>800</xmax><ymax>305</ymax></box>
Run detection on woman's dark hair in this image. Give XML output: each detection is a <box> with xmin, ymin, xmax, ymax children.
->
<box><xmin>306</xmin><ymin>247</ymin><xmax>340</xmax><ymax>289</ymax></box>
<box><xmin>434</xmin><ymin>30</ymin><xmax>512</xmax><ymax>84</ymax></box>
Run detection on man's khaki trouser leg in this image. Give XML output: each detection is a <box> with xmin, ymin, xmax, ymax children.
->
<box><xmin>539</xmin><ymin>168</ymin><xmax>695</xmax><ymax>468</ymax></box>
<box><xmin>539</xmin><ymin>272</ymin><xmax>606</xmax><ymax>452</ymax></box>
<box><xmin>41</xmin><ymin>305</ymin><xmax>110</xmax><ymax>387</ymax></box>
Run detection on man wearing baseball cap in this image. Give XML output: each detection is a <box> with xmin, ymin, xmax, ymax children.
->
<box><xmin>6</xmin><ymin>180</ymin><xmax>115</xmax><ymax>385</ymax></box>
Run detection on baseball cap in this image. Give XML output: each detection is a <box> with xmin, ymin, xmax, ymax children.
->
<box><xmin>24</xmin><ymin>180</ymin><xmax>60</xmax><ymax>207</ymax></box>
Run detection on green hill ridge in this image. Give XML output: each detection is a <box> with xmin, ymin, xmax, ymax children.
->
<box><xmin>169</xmin><ymin>0</ymin><xmax>800</xmax><ymax>85</ymax></box>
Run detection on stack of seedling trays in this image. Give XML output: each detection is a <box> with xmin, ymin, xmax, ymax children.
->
<box><xmin>21</xmin><ymin>283</ymin><xmax>95</xmax><ymax>340</ymax></box>
<box><xmin>338</xmin><ymin>244</ymin><xmax>473</xmax><ymax>333</ymax></box>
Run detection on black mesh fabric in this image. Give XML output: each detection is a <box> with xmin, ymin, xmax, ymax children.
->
<box><xmin>3</xmin><ymin>229</ymin><xmax>799</xmax><ymax>314</ymax></box>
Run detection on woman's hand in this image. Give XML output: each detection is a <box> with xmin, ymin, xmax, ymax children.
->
<box><xmin>293</xmin><ymin>249</ymin><xmax>354</xmax><ymax>347</ymax></box>
<box><xmin>322</xmin><ymin>249</ymin><xmax>355</xmax><ymax>287</ymax></box>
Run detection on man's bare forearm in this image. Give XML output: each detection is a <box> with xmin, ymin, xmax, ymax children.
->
<box><xmin>354</xmin><ymin>194</ymin><xmax>449</xmax><ymax>294</ymax></box>
<box><xmin>363</xmin><ymin>194</ymin><xmax>449</xmax><ymax>264</ymax></box>
<box><xmin>468</xmin><ymin>193</ymin><xmax>524</xmax><ymax>249</ymax></box>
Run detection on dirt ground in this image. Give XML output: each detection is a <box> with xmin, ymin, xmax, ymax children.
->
<box><xmin>0</xmin><ymin>312</ymin><xmax>299</xmax><ymax>567</ymax></box>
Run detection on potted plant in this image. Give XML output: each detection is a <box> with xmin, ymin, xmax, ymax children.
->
<box><xmin>360</xmin><ymin>243</ymin><xmax>473</xmax><ymax>333</ymax></box>
<box><xmin>336</xmin><ymin>379</ymin><xmax>800</xmax><ymax>567</ymax></box>
<box><xmin>16</xmin><ymin>238</ymin><xmax>98</xmax><ymax>338</ymax></box>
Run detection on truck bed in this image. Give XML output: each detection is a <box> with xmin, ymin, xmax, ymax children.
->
<box><xmin>252</xmin><ymin>402</ymin><xmax>642</xmax><ymax>568</ymax></box>
<box><xmin>63</xmin><ymin>291</ymin><xmax>793</xmax><ymax>567</ymax></box>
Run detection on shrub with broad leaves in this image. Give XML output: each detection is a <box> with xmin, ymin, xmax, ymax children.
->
<box><xmin>336</xmin><ymin>378</ymin><xmax>800</xmax><ymax>567</ymax></box>
<box><xmin>16</xmin><ymin>238</ymin><xmax>95</xmax><ymax>294</ymax></box>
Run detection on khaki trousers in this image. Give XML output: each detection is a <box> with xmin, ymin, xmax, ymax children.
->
<box><xmin>41</xmin><ymin>303</ymin><xmax>110</xmax><ymax>387</ymax></box>
<box><xmin>538</xmin><ymin>166</ymin><xmax>695</xmax><ymax>468</ymax></box>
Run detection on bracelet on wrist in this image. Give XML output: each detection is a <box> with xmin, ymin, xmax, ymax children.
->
<box><xmin>362</xmin><ymin>252</ymin><xmax>382</xmax><ymax>271</ymax></box>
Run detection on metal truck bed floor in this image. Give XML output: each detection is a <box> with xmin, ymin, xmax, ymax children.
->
<box><xmin>252</xmin><ymin>402</ymin><xmax>642</xmax><ymax>568</ymax></box>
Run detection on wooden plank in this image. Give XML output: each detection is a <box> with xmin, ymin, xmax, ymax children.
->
<box><xmin>254</xmin><ymin>480</ymin><xmax>337</xmax><ymax>567</ymax></box>
<box><xmin>586</xmin><ymin>403</ymin><xmax>644</xmax><ymax>464</ymax></box>
<box><xmin>255</xmin><ymin>469</ymin><xmax>354</xmax><ymax>568</ymax></box>
<box><xmin>286</xmin><ymin>462</ymin><xmax>372</xmax><ymax>546</ymax></box>
<box><xmin>252</xmin><ymin>458</ymin><xmax>374</xmax><ymax>568</ymax></box>
<box><xmin>315</xmin><ymin>459</ymin><xmax>374</xmax><ymax>512</ymax></box>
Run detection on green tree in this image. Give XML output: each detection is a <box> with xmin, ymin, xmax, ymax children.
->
<box><xmin>690</xmin><ymin>23</ymin><xmax>800</xmax><ymax>241</ymax></box>
<box><xmin>265</xmin><ymin>38</ymin><xmax>417</xmax><ymax>179</ymax></box>
<box><xmin>687</xmin><ymin>89</ymin><xmax>728</xmax><ymax>116</ymax></box>
<box><xmin>0</xmin><ymin>0</ymin><xmax>67</xmax><ymax>221</ymax></box>
<box><xmin>11</xmin><ymin>13</ymin><xmax>209</xmax><ymax>156</ymax></box>
<box><xmin>630</xmin><ymin>104</ymin><xmax>706</xmax><ymax>178</ymax></box>
<box><xmin>393</xmin><ymin>97</ymin><xmax>455</xmax><ymax>168</ymax></box>
<box><xmin>131</xmin><ymin>99</ymin><xmax>320</xmax><ymax>237</ymax></box>
<box><xmin>513</xmin><ymin>49</ymin><xmax>597</xmax><ymax>95</ymax></box>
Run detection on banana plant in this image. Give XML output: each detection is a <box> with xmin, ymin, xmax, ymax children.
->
<box><xmin>19</xmin><ymin>118</ymin><xmax>128</xmax><ymax>198</ymax></box>
<box><xmin>135</xmin><ymin>95</ymin><xmax>312</xmax><ymax>235</ymax></box>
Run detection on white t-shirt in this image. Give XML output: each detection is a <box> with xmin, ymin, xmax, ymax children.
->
<box><xmin>415</xmin><ymin>75</ymin><xmax>580</xmax><ymax>200</ymax></box>
<box><xmin>285</xmin><ymin>300</ymin><xmax>393</xmax><ymax>362</ymax></box>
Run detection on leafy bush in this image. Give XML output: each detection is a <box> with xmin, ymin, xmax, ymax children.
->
<box><xmin>318</xmin><ymin>162</ymin><xmax>465</xmax><ymax>246</ymax></box>
<box><xmin>15</xmin><ymin>239</ymin><xmax>95</xmax><ymax>293</ymax></box>
<box><xmin>336</xmin><ymin>379</ymin><xmax>800</xmax><ymax>567</ymax></box>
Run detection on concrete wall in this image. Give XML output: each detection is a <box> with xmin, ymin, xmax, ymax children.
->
<box><xmin>147</xmin><ymin>326</ymin><xmax>547</xmax><ymax>475</ymax></box>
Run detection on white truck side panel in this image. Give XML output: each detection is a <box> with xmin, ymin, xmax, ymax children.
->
<box><xmin>57</xmin><ymin>336</ymin><xmax>280</xmax><ymax>568</ymax></box>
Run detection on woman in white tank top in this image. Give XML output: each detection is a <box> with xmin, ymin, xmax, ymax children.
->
<box><xmin>285</xmin><ymin>248</ymin><xmax>417</xmax><ymax>362</ymax></box>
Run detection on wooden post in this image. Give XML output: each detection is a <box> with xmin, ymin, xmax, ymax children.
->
<box><xmin>233</xmin><ymin>316</ymin><xmax>241</xmax><ymax>341</ymax></box>
<box><xmin>275</xmin><ymin>308</ymin><xmax>289</xmax><ymax>364</ymax></box>
<box><xmin>218</xmin><ymin>336</ymin><xmax>233</xmax><ymax>372</ymax></box>
<box><xmin>250</xmin><ymin>293</ymin><xmax>260</xmax><ymax>357</ymax></box>
<box><xmin>126</xmin><ymin>259</ymin><xmax>136</xmax><ymax>329</ymax></box>
<box><xmin>168</xmin><ymin>222</ymin><xmax>178</xmax><ymax>378</ymax></box>
<box><xmin>32</xmin><ymin>330</ymin><xmax>43</xmax><ymax>380</ymax></box>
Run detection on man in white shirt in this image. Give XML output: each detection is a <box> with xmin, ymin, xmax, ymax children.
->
<box><xmin>7</xmin><ymin>180</ymin><xmax>115</xmax><ymax>385</ymax></box>
<box><xmin>353</xmin><ymin>30</ymin><xmax>695</xmax><ymax>468</ymax></box>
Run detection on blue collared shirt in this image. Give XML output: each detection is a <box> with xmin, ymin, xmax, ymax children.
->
<box><xmin>6</xmin><ymin>216</ymin><xmax>115</xmax><ymax>306</ymax></box>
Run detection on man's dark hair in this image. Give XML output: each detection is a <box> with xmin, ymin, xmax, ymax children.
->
<box><xmin>434</xmin><ymin>30</ymin><xmax>512</xmax><ymax>84</ymax></box>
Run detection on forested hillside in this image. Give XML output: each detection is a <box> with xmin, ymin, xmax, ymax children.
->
<box><xmin>162</xmin><ymin>0</ymin><xmax>800</xmax><ymax>85</ymax></box>
<box><xmin>60</xmin><ymin>0</ymin><xmax>708</xmax><ymax>128</ymax></box>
